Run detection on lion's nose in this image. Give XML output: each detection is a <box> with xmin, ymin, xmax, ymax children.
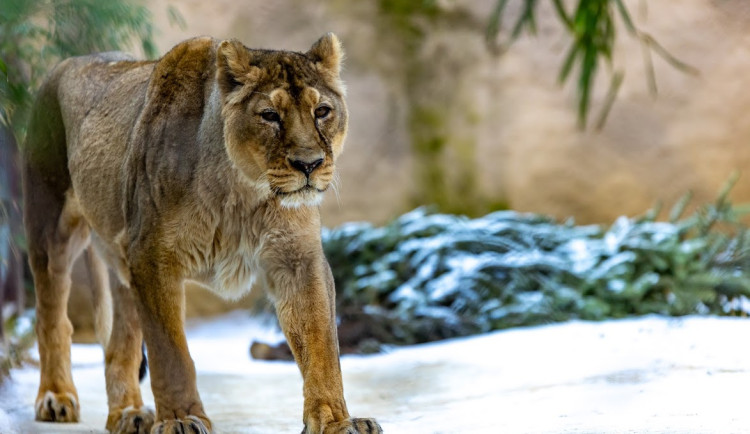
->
<box><xmin>289</xmin><ymin>157</ymin><xmax>323</xmax><ymax>177</ymax></box>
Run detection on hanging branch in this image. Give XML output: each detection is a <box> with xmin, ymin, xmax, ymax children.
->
<box><xmin>486</xmin><ymin>0</ymin><xmax>698</xmax><ymax>129</ymax></box>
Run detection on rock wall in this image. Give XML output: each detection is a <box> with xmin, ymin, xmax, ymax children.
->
<box><xmin>475</xmin><ymin>0</ymin><xmax>750</xmax><ymax>223</ymax></box>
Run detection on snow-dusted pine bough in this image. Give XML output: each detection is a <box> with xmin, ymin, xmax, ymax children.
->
<box><xmin>324</xmin><ymin>181</ymin><xmax>750</xmax><ymax>351</ymax></box>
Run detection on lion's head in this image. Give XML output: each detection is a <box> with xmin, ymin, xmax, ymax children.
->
<box><xmin>216</xmin><ymin>33</ymin><xmax>347</xmax><ymax>208</ymax></box>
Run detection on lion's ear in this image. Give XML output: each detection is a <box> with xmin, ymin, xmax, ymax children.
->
<box><xmin>217</xmin><ymin>39</ymin><xmax>260</xmax><ymax>94</ymax></box>
<box><xmin>307</xmin><ymin>33</ymin><xmax>344</xmax><ymax>79</ymax></box>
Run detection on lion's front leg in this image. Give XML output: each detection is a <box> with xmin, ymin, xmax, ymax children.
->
<box><xmin>129</xmin><ymin>258</ymin><xmax>212</xmax><ymax>434</ymax></box>
<box><xmin>266</xmin><ymin>246</ymin><xmax>382</xmax><ymax>434</ymax></box>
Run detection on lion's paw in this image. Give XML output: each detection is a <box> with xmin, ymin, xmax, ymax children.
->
<box><xmin>306</xmin><ymin>418</ymin><xmax>383</xmax><ymax>434</ymax></box>
<box><xmin>152</xmin><ymin>415</ymin><xmax>211</xmax><ymax>434</ymax></box>
<box><xmin>34</xmin><ymin>391</ymin><xmax>79</xmax><ymax>423</ymax></box>
<box><xmin>110</xmin><ymin>406</ymin><xmax>155</xmax><ymax>434</ymax></box>
<box><xmin>349</xmin><ymin>418</ymin><xmax>383</xmax><ymax>433</ymax></box>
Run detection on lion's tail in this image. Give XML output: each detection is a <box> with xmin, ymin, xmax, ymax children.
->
<box><xmin>139</xmin><ymin>342</ymin><xmax>148</xmax><ymax>382</ymax></box>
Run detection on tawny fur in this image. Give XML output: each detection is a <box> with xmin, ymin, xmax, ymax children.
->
<box><xmin>22</xmin><ymin>34</ymin><xmax>381</xmax><ymax>434</ymax></box>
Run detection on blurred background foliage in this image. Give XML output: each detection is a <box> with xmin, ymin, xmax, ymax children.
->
<box><xmin>485</xmin><ymin>0</ymin><xmax>697</xmax><ymax>129</ymax></box>
<box><xmin>0</xmin><ymin>0</ymin><xmax>159</xmax><ymax>373</ymax></box>
<box><xmin>0</xmin><ymin>0</ymin><xmax>158</xmax><ymax>140</ymax></box>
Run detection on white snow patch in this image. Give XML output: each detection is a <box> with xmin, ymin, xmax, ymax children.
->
<box><xmin>3</xmin><ymin>314</ymin><xmax>750</xmax><ymax>433</ymax></box>
<box><xmin>0</xmin><ymin>407</ymin><xmax>17</xmax><ymax>434</ymax></box>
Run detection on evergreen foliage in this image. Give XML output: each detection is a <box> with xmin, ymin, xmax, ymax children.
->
<box><xmin>325</xmin><ymin>180</ymin><xmax>750</xmax><ymax>347</ymax></box>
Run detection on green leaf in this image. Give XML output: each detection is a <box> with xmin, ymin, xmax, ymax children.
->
<box><xmin>595</xmin><ymin>69</ymin><xmax>624</xmax><ymax>130</ymax></box>
<box><xmin>511</xmin><ymin>0</ymin><xmax>539</xmax><ymax>39</ymax></box>
<box><xmin>558</xmin><ymin>43</ymin><xmax>579</xmax><ymax>84</ymax></box>
<box><xmin>485</xmin><ymin>0</ymin><xmax>509</xmax><ymax>51</ymax></box>
<box><xmin>669</xmin><ymin>191</ymin><xmax>694</xmax><ymax>223</ymax></box>
<box><xmin>552</xmin><ymin>0</ymin><xmax>573</xmax><ymax>30</ymax></box>
<box><xmin>614</xmin><ymin>0</ymin><xmax>637</xmax><ymax>35</ymax></box>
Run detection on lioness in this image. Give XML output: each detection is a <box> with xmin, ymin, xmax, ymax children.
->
<box><xmin>22</xmin><ymin>34</ymin><xmax>382</xmax><ymax>433</ymax></box>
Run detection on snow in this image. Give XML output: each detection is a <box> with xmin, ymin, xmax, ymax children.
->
<box><xmin>2</xmin><ymin>313</ymin><xmax>750</xmax><ymax>433</ymax></box>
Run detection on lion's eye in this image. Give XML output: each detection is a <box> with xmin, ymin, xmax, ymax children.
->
<box><xmin>260</xmin><ymin>110</ymin><xmax>281</xmax><ymax>123</ymax></box>
<box><xmin>314</xmin><ymin>106</ymin><xmax>331</xmax><ymax>119</ymax></box>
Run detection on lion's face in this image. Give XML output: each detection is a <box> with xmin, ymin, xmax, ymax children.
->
<box><xmin>217</xmin><ymin>34</ymin><xmax>347</xmax><ymax>208</ymax></box>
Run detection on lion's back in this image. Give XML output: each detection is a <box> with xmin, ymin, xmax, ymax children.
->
<box><xmin>26</xmin><ymin>51</ymin><xmax>155</xmax><ymax>164</ymax></box>
<box><xmin>24</xmin><ymin>52</ymin><xmax>156</xmax><ymax>240</ymax></box>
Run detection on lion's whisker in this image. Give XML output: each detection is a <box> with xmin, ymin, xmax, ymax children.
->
<box><xmin>330</xmin><ymin>172</ymin><xmax>342</xmax><ymax>208</ymax></box>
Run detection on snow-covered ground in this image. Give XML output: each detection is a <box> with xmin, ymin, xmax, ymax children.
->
<box><xmin>2</xmin><ymin>312</ymin><xmax>750</xmax><ymax>433</ymax></box>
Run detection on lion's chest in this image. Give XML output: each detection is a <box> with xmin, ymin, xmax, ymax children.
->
<box><xmin>209</xmin><ymin>249</ymin><xmax>262</xmax><ymax>299</ymax></box>
<box><xmin>181</xmin><ymin>222</ymin><xmax>266</xmax><ymax>301</ymax></box>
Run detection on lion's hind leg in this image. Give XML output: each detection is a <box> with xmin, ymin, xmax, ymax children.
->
<box><xmin>104</xmin><ymin>281</ymin><xmax>154</xmax><ymax>434</ymax></box>
<box><xmin>81</xmin><ymin>244</ymin><xmax>154</xmax><ymax>433</ymax></box>
<box><xmin>26</xmin><ymin>190</ymin><xmax>91</xmax><ymax>423</ymax></box>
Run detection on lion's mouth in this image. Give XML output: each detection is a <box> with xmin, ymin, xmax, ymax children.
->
<box><xmin>276</xmin><ymin>184</ymin><xmax>326</xmax><ymax>197</ymax></box>
<box><xmin>275</xmin><ymin>184</ymin><xmax>327</xmax><ymax>208</ymax></box>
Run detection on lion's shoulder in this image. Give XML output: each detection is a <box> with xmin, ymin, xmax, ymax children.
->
<box><xmin>146</xmin><ymin>37</ymin><xmax>218</xmax><ymax>107</ymax></box>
